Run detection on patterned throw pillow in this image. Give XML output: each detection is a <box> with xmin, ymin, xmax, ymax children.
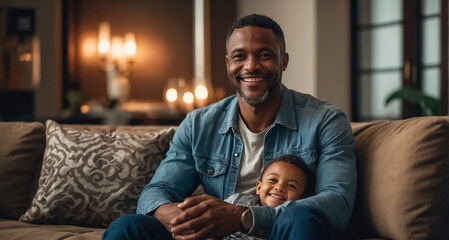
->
<box><xmin>20</xmin><ymin>120</ymin><xmax>176</xmax><ymax>227</ymax></box>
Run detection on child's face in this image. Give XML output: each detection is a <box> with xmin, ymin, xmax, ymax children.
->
<box><xmin>256</xmin><ymin>161</ymin><xmax>307</xmax><ymax>207</ymax></box>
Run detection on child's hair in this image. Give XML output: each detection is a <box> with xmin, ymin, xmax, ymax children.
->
<box><xmin>259</xmin><ymin>155</ymin><xmax>315</xmax><ymax>196</ymax></box>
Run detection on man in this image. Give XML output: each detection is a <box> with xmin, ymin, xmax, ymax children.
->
<box><xmin>103</xmin><ymin>14</ymin><xmax>356</xmax><ymax>240</ymax></box>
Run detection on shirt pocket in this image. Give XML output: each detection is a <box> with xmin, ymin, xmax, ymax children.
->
<box><xmin>194</xmin><ymin>154</ymin><xmax>229</xmax><ymax>198</ymax></box>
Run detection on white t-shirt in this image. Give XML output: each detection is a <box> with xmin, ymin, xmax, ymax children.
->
<box><xmin>234</xmin><ymin>114</ymin><xmax>272</xmax><ymax>194</ymax></box>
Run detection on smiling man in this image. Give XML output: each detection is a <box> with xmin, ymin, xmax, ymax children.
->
<box><xmin>103</xmin><ymin>14</ymin><xmax>357</xmax><ymax>240</ymax></box>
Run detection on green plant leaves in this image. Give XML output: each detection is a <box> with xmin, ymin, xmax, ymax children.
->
<box><xmin>385</xmin><ymin>87</ymin><xmax>441</xmax><ymax>116</ymax></box>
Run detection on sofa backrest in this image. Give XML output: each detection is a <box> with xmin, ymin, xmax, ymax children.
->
<box><xmin>0</xmin><ymin>121</ymin><xmax>46</xmax><ymax>220</ymax></box>
<box><xmin>349</xmin><ymin>116</ymin><xmax>449</xmax><ymax>240</ymax></box>
<box><xmin>1</xmin><ymin>117</ymin><xmax>448</xmax><ymax>239</ymax></box>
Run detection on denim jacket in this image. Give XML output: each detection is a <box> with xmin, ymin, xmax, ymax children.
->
<box><xmin>137</xmin><ymin>85</ymin><xmax>356</xmax><ymax>238</ymax></box>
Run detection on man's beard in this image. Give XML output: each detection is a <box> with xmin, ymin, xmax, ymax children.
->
<box><xmin>237</xmin><ymin>88</ymin><xmax>269</xmax><ymax>106</ymax></box>
<box><xmin>233</xmin><ymin>72</ymin><xmax>282</xmax><ymax>106</ymax></box>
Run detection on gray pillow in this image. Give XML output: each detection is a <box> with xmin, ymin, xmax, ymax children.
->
<box><xmin>20</xmin><ymin>120</ymin><xmax>176</xmax><ymax>227</ymax></box>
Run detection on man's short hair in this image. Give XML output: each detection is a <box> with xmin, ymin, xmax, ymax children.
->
<box><xmin>259</xmin><ymin>155</ymin><xmax>315</xmax><ymax>196</ymax></box>
<box><xmin>226</xmin><ymin>14</ymin><xmax>286</xmax><ymax>54</ymax></box>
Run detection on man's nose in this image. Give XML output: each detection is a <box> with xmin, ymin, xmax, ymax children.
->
<box><xmin>244</xmin><ymin>55</ymin><xmax>259</xmax><ymax>72</ymax></box>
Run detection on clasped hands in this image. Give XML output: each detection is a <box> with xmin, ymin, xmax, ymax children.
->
<box><xmin>154</xmin><ymin>194</ymin><xmax>247</xmax><ymax>240</ymax></box>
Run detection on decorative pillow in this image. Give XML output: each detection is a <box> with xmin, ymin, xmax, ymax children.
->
<box><xmin>20</xmin><ymin>120</ymin><xmax>176</xmax><ymax>227</ymax></box>
<box><xmin>350</xmin><ymin>117</ymin><xmax>449</xmax><ymax>239</ymax></box>
<box><xmin>0</xmin><ymin>122</ymin><xmax>46</xmax><ymax>220</ymax></box>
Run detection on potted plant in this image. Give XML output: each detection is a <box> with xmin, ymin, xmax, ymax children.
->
<box><xmin>385</xmin><ymin>87</ymin><xmax>441</xmax><ymax>116</ymax></box>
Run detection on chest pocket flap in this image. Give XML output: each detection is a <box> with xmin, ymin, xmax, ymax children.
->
<box><xmin>194</xmin><ymin>155</ymin><xmax>228</xmax><ymax>177</ymax></box>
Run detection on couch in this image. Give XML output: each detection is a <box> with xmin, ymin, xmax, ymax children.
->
<box><xmin>0</xmin><ymin>117</ymin><xmax>448</xmax><ymax>240</ymax></box>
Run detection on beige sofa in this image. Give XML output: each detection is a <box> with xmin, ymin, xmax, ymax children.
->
<box><xmin>0</xmin><ymin>117</ymin><xmax>448</xmax><ymax>240</ymax></box>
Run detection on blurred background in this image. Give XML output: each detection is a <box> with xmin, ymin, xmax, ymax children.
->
<box><xmin>0</xmin><ymin>0</ymin><xmax>447</xmax><ymax>125</ymax></box>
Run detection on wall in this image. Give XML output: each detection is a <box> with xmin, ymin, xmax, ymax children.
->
<box><xmin>235</xmin><ymin>0</ymin><xmax>351</xmax><ymax>116</ymax></box>
<box><xmin>0</xmin><ymin>0</ymin><xmax>62</xmax><ymax>119</ymax></box>
<box><xmin>0</xmin><ymin>0</ymin><xmax>351</xmax><ymax>118</ymax></box>
<box><xmin>316</xmin><ymin>0</ymin><xmax>351</xmax><ymax>117</ymax></box>
<box><xmin>68</xmin><ymin>0</ymin><xmax>236</xmax><ymax>104</ymax></box>
<box><xmin>210</xmin><ymin>1</ymin><xmax>236</xmax><ymax>97</ymax></box>
<box><xmin>70</xmin><ymin>0</ymin><xmax>194</xmax><ymax>102</ymax></box>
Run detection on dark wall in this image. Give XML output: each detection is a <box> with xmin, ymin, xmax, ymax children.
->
<box><xmin>65</xmin><ymin>0</ymin><xmax>235</xmax><ymax>103</ymax></box>
<box><xmin>210</xmin><ymin>0</ymin><xmax>236</xmax><ymax>97</ymax></box>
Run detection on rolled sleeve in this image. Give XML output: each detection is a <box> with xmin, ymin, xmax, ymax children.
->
<box><xmin>248</xmin><ymin>205</ymin><xmax>277</xmax><ymax>239</ymax></box>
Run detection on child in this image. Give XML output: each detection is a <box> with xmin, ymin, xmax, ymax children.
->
<box><xmin>223</xmin><ymin>155</ymin><xmax>314</xmax><ymax>239</ymax></box>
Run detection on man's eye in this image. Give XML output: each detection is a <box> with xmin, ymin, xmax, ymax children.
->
<box><xmin>268</xmin><ymin>178</ymin><xmax>277</xmax><ymax>183</ymax></box>
<box><xmin>232</xmin><ymin>54</ymin><xmax>244</xmax><ymax>60</ymax></box>
<box><xmin>260</xmin><ymin>53</ymin><xmax>273</xmax><ymax>59</ymax></box>
<box><xmin>288</xmin><ymin>184</ymin><xmax>297</xmax><ymax>189</ymax></box>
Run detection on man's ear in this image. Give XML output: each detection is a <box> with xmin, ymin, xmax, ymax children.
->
<box><xmin>281</xmin><ymin>53</ymin><xmax>289</xmax><ymax>71</ymax></box>
<box><xmin>225</xmin><ymin>54</ymin><xmax>230</xmax><ymax>69</ymax></box>
<box><xmin>256</xmin><ymin>181</ymin><xmax>262</xmax><ymax>195</ymax></box>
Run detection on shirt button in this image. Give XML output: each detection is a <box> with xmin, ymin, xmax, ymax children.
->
<box><xmin>207</xmin><ymin>168</ymin><xmax>214</xmax><ymax>175</ymax></box>
<box><xmin>258</xmin><ymin>229</ymin><xmax>264</xmax><ymax>236</ymax></box>
<box><xmin>234</xmin><ymin>153</ymin><xmax>239</xmax><ymax>157</ymax></box>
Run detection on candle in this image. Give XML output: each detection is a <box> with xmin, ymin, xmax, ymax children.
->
<box><xmin>124</xmin><ymin>32</ymin><xmax>136</xmax><ymax>60</ymax></box>
<box><xmin>98</xmin><ymin>22</ymin><xmax>110</xmax><ymax>57</ymax></box>
<box><xmin>183</xmin><ymin>91</ymin><xmax>195</xmax><ymax>112</ymax></box>
<box><xmin>111</xmin><ymin>36</ymin><xmax>126</xmax><ymax>70</ymax></box>
<box><xmin>194</xmin><ymin>83</ymin><xmax>208</xmax><ymax>108</ymax></box>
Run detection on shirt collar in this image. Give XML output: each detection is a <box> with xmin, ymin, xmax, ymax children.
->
<box><xmin>218</xmin><ymin>84</ymin><xmax>297</xmax><ymax>134</ymax></box>
<box><xmin>274</xmin><ymin>85</ymin><xmax>297</xmax><ymax>130</ymax></box>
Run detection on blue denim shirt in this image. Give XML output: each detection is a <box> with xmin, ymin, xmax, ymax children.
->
<box><xmin>137</xmin><ymin>85</ymin><xmax>356</xmax><ymax>238</ymax></box>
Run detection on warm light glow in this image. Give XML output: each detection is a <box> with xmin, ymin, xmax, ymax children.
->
<box><xmin>195</xmin><ymin>84</ymin><xmax>208</xmax><ymax>100</ymax></box>
<box><xmin>19</xmin><ymin>53</ymin><xmax>32</xmax><ymax>62</ymax></box>
<box><xmin>124</xmin><ymin>41</ymin><xmax>136</xmax><ymax>56</ymax></box>
<box><xmin>111</xmin><ymin>37</ymin><xmax>124</xmax><ymax>60</ymax></box>
<box><xmin>124</xmin><ymin>32</ymin><xmax>136</xmax><ymax>56</ymax></box>
<box><xmin>82</xmin><ymin>38</ymin><xmax>97</xmax><ymax>58</ymax></box>
<box><xmin>98</xmin><ymin>40</ymin><xmax>110</xmax><ymax>53</ymax></box>
<box><xmin>166</xmin><ymin>88</ymin><xmax>178</xmax><ymax>102</ymax></box>
<box><xmin>80</xmin><ymin>104</ymin><xmax>90</xmax><ymax>114</ymax></box>
<box><xmin>98</xmin><ymin>22</ymin><xmax>110</xmax><ymax>54</ymax></box>
<box><xmin>183</xmin><ymin>92</ymin><xmax>194</xmax><ymax>104</ymax></box>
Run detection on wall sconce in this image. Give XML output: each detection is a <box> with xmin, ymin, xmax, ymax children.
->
<box><xmin>98</xmin><ymin>21</ymin><xmax>136</xmax><ymax>106</ymax></box>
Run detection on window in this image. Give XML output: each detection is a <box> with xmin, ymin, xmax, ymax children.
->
<box><xmin>351</xmin><ymin>0</ymin><xmax>448</xmax><ymax>121</ymax></box>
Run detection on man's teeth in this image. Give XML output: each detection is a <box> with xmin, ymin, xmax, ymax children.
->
<box><xmin>243</xmin><ymin>78</ymin><xmax>263</xmax><ymax>82</ymax></box>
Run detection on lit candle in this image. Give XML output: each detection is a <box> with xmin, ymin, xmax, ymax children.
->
<box><xmin>194</xmin><ymin>83</ymin><xmax>208</xmax><ymax>108</ymax></box>
<box><xmin>183</xmin><ymin>91</ymin><xmax>195</xmax><ymax>112</ymax></box>
<box><xmin>98</xmin><ymin>22</ymin><xmax>110</xmax><ymax>57</ymax></box>
<box><xmin>166</xmin><ymin>88</ymin><xmax>178</xmax><ymax>102</ymax></box>
<box><xmin>111</xmin><ymin>36</ymin><xmax>125</xmax><ymax>70</ymax></box>
<box><xmin>124</xmin><ymin>32</ymin><xmax>136</xmax><ymax>61</ymax></box>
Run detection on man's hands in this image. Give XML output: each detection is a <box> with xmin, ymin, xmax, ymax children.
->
<box><xmin>164</xmin><ymin>194</ymin><xmax>247</xmax><ymax>240</ymax></box>
<box><xmin>153</xmin><ymin>203</ymin><xmax>183</xmax><ymax>232</ymax></box>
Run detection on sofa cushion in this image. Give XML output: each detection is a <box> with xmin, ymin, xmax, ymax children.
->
<box><xmin>351</xmin><ymin>117</ymin><xmax>449</xmax><ymax>239</ymax></box>
<box><xmin>20</xmin><ymin>120</ymin><xmax>176</xmax><ymax>227</ymax></box>
<box><xmin>0</xmin><ymin>219</ymin><xmax>104</xmax><ymax>240</ymax></box>
<box><xmin>0</xmin><ymin>122</ymin><xmax>46</xmax><ymax>220</ymax></box>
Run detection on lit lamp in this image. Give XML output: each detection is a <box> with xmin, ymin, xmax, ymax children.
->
<box><xmin>98</xmin><ymin>21</ymin><xmax>136</xmax><ymax>106</ymax></box>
